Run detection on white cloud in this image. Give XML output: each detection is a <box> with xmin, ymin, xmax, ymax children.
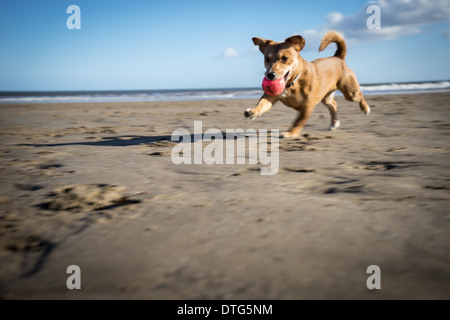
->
<box><xmin>326</xmin><ymin>12</ymin><xmax>344</xmax><ymax>24</ymax></box>
<box><xmin>223</xmin><ymin>47</ymin><xmax>239</xmax><ymax>59</ymax></box>
<box><xmin>298</xmin><ymin>0</ymin><xmax>450</xmax><ymax>49</ymax></box>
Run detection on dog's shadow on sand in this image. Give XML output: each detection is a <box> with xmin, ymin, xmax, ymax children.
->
<box><xmin>19</xmin><ymin>135</ymin><xmax>174</xmax><ymax>148</ymax></box>
<box><xmin>18</xmin><ymin>133</ymin><xmax>236</xmax><ymax>148</ymax></box>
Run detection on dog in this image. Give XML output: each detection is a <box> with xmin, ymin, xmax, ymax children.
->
<box><xmin>244</xmin><ymin>30</ymin><xmax>370</xmax><ymax>137</ymax></box>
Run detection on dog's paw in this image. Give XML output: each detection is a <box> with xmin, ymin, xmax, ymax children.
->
<box><xmin>329</xmin><ymin>120</ymin><xmax>341</xmax><ymax>131</ymax></box>
<box><xmin>280</xmin><ymin>131</ymin><xmax>300</xmax><ymax>138</ymax></box>
<box><xmin>244</xmin><ymin>108</ymin><xmax>257</xmax><ymax>119</ymax></box>
<box><xmin>365</xmin><ymin>106</ymin><xmax>371</xmax><ymax>116</ymax></box>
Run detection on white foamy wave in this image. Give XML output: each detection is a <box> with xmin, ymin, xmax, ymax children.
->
<box><xmin>360</xmin><ymin>81</ymin><xmax>450</xmax><ymax>94</ymax></box>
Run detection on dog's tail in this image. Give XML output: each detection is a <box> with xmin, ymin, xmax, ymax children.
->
<box><xmin>319</xmin><ymin>30</ymin><xmax>346</xmax><ymax>60</ymax></box>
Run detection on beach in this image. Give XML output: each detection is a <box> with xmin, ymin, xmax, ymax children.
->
<box><xmin>0</xmin><ymin>92</ymin><xmax>449</xmax><ymax>299</ymax></box>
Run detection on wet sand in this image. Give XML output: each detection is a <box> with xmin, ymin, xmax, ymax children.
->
<box><xmin>0</xmin><ymin>92</ymin><xmax>449</xmax><ymax>299</ymax></box>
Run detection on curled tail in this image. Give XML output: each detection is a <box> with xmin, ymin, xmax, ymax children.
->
<box><xmin>319</xmin><ymin>30</ymin><xmax>347</xmax><ymax>60</ymax></box>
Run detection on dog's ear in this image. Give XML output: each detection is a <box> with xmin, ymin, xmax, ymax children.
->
<box><xmin>285</xmin><ymin>35</ymin><xmax>305</xmax><ymax>52</ymax></box>
<box><xmin>252</xmin><ymin>37</ymin><xmax>272</xmax><ymax>54</ymax></box>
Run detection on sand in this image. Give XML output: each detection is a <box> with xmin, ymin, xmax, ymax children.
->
<box><xmin>0</xmin><ymin>92</ymin><xmax>449</xmax><ymax>299</ymax></box>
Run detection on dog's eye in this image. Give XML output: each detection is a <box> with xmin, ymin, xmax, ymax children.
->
<box><xmin>265</xmin><ymin>57</ymin><xmax>270</xmax><ymax>62</ymax></box>
<box><xmin>281</xmin><ymin>56</ymin><xmax>288</xmax><ymax>62</ymax></box>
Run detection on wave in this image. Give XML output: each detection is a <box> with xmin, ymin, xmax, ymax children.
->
<box><xmin>1</xmin><ymin>81</ymin><xmax>449</xmax><ymax>103</ymax></box>
<box><xmin>360</xmin><ymin>81</ymin><xmax>450</xmax><ymax>94</ymax></box>
<box><xmin>0</xmin><ymin>89</ymin><xmax>262</xmax><ymax>104</ymax></box>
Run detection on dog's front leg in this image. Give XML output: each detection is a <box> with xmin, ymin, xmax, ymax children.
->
<box><xmin>281</xmin><ymin>106</ymin><xmax>314</xmax><ymax>138</ymax></box>
<box><xmin>244</xmin><ymin>94</ymin><xmax>277</xmax><ymax>119</ymax></box>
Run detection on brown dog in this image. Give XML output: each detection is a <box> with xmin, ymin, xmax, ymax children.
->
<box><xmin>245</xmin><ymin>30</ymin><xmax>370</xmax><ymax>137</ymax></box>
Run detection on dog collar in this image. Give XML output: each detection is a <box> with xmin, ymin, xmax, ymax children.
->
<box><xmin>286</xmin><ymin>72</ymin><xmax>301</xmax><ymax>88</ymax></box>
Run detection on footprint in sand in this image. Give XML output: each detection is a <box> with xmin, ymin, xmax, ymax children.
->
<box><xmin>280</xmin><ymin>167</ymin><xmax>316</xmax><ymax>173</ymax></box>
<box><xmin>338</xmin><ymin>160</ymin><xmax>420</xmax><ymax>171</ymax></box>
<box><xmin>324</xmin><ymin>185</ymin><xmax>364</xmax><ymax>194</ymax></box>
<box><xmin>37</xmin><ymin>163</ymin><xmax>63</xmax><ymax>170</ymax></box>
<box><xmin>38</xmin><ymin>184</ymin><xmax>141</xmax><ymax>212</ymax></box>
<box><xmin>15</xmin><ymin>183</ymin><xmax>44</xmax><ymax>191</ymax></box>
<box><xmin>424</xmin><ymin>185</ymin><xmax>449</xmax><ymax>191</ymax></box>
<box><xmin>148</xmin><ymin>151</ymin><xmax>172</xmax><ymax>157</ymax></box>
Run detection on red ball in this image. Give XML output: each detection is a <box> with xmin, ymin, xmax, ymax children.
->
<box><xmin>262</xmin><ymin>76</ymin><xmax>286</xmax><ymax>96</ymax></box>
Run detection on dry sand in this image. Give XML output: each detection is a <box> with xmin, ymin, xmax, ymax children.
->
<box><xmin>0</xmin><ymin>92</ymin><xmax>449</xmax><ymax>299</ymax></box>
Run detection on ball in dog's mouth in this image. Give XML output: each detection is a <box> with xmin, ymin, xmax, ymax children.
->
<box><xmin>262</xmin><ymin>72</ymin><xmax>289</xmax><ymax>96</ymax></box>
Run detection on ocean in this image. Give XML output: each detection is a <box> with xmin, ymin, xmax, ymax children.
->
<box><xmin>1</xmin><ymin>80</ymin><xmax>449</xmax><ymax>104</ymax></box>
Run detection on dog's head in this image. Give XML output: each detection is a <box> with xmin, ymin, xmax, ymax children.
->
<box><xmin>252</xmin><ymin>35</ymin><xmax>305</xmax><ymax>83</ymax></box>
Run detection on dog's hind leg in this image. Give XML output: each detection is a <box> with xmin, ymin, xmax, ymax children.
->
<box><xmin>345</xmin><ymin>89</ymin><xmax>370</xmax><ymax>115</ymax></box>
<box><xmin>338</xmin><ymin>72</ymin><xmax>370</xmax><ymax>115</ymax></box>
<box><xmin>322</xmin><ymin>91</ymin><xmax>340</xmax><ymax>130</ymax></box>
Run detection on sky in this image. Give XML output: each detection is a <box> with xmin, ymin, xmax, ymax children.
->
<box><xmin>0</xmin><ymin>0</ymin><xmax>449</xmax><ymax>91</ymax></box>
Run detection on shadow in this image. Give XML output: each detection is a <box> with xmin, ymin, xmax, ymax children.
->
<box><xmin>17</xmin><ymin>135</ymin><xmax>173</xmax><ymax>148</ymax></box>
<box><xmin>16</xmin><ymin>132</ymin><xmax>257</xmax><ymax>148</ymax></box>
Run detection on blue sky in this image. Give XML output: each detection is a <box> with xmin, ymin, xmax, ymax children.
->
<box><xmin>0</xmin><ymin>0</ymin><xmax>449</xmax><ymax>91</ymax></box>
